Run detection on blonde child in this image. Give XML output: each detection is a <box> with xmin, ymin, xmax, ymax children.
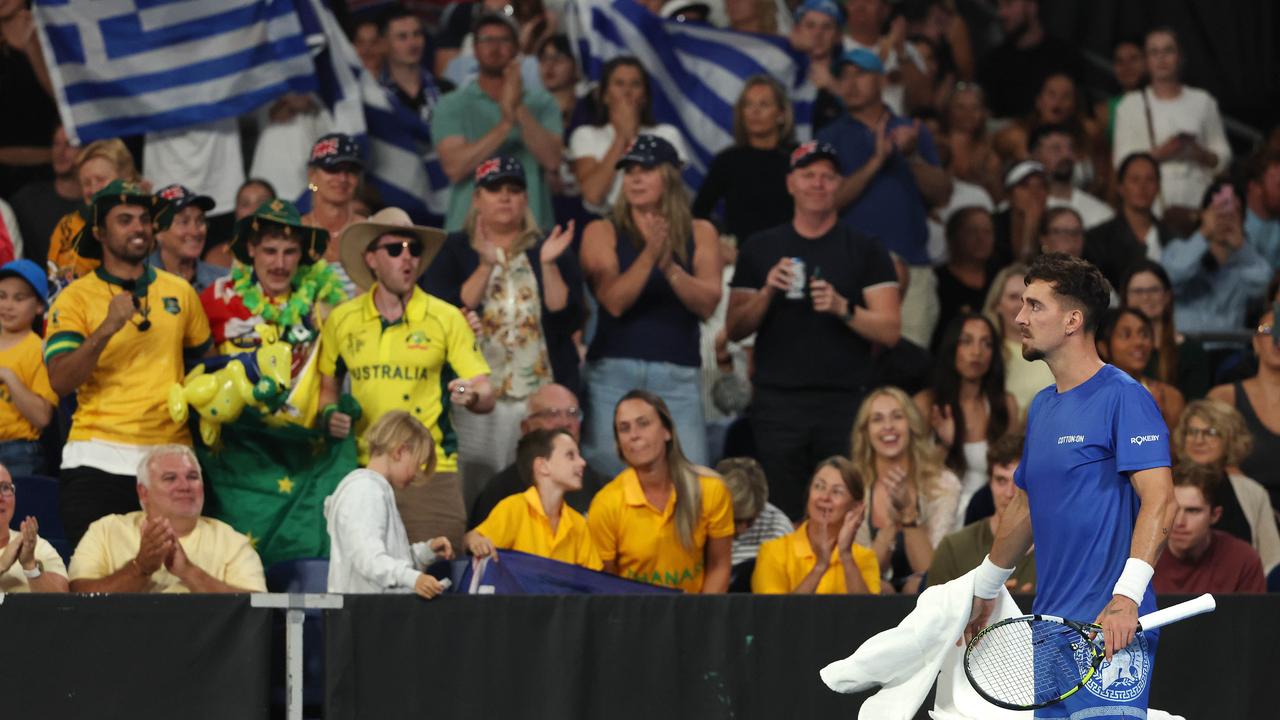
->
<box><xmin>325</xmin><ymin>411</ymin><xmax>455</xmax><ymax>597</ymax></box>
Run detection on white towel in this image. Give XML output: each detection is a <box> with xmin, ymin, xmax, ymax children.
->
<box><xmin>819</xmin><ymin>568</ymin><xmax>1185</xmax><ymax>720</ymax></box>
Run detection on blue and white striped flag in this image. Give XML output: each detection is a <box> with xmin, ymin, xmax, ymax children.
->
<box><xmin>34</xmin><ymin>0</ymin><xmax>318</xmax><ymax>144</ymax></box>
<box><xmin>564</xmin><ymin>0</ymin><xmax>813</xmax><ymax>188</ymax></box>
<box><xmin>294</xmin><ymin>0</ymin><xmax>447</xmax><ymax>221</ymax></box>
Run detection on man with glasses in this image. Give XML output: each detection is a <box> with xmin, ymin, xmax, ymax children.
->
<box><xmin>431</xmin><ymin>13</ymin><xmax>563</xmax><ymax>231</ymax></box>
<box><xmin>1030</xmin><ymin>123</ymin><xmax>1114</xmax><ymax>230</ymax></box>
<box><xmin>46</xmin><ymin>181</ymin><xmax>213</xmax><ymax>547</ymax></box>
<box><xmin>320</xmin><ymin>207</ymin><xmax>493</xmax><ymax>550</ymax></box>
<box><xmin>467</xmin><ymin>383</ymin><xmax>607</xmax><ymax>528</ymax></box>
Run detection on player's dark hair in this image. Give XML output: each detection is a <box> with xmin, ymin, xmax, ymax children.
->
<box><xmin>515</xmin><ymin>427</ymin><xmax>574</xmax><ymax>487</ymax></box>
<box><xmin>1024</xmin><ymin>253</ymin><xmax>1111</xmax><ymax>334</ymax></box>
<box><xmin>986</xmin><ymin>432</ymin><xmax>1025</xmax><ymax>470</ymax></box>
<box><xmin>1172</xmin><ymin>461</ymin><xmax>1223</xmax><ymax>508</ymax></box>
<box><xmin>932</xmin><ymin>312</ymin><xmax>1010</xmax><ymax>475</ymax></box>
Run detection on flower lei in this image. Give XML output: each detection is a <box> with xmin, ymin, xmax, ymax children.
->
<box><xmin>230</xmin><ymin>260</ymin><xmax>347</xmax><ymax>328</ymax></box>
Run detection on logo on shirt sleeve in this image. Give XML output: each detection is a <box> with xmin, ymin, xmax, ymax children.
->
<box><xmin>1130</xmin><ymin>434</ymin><xmax>1161</xmax><ymax>446</ymax></box>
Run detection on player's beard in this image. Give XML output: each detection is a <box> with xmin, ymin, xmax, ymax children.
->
<box><xmin>1022</xmin><ymin>344</ymin><xmax>1046</xmax><ymax>361</ymax></box>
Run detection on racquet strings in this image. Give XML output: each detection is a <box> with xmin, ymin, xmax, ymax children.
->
<box><xmin>968</xmin><ymin>619</ymin><xmax>1093</xmax><ymax>707</ymax></box>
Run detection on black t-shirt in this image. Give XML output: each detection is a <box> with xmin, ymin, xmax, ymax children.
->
<box><xmin>977</xmin><ymin>35</ymin><xmax>1084</xmax><ymax>119</ymax></box>
<box><xmin>0</xmin><ymin>46</ymin><xmax>59</xmax><ymax>198</ymax></box>
<box><xmin>931</xmin><ymin>264</ymin><xmax>993</xmax><ymax>351</ymax></box>
<box><xmin>9</xmin><ymin>181</ymin><xmax>79</xmax><ymax>266</ymax></box>
<box><xmin>691</xmin><ymin>145</ymin><xmax>793</xmax><ymax>243</ymax></box>
<box><xmin>731</xmin><ymin>222</ymin><xmax>897</xmax><ymax>393</ymax></box>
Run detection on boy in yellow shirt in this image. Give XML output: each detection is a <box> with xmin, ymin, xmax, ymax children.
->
<box><xmin>0</xmin><ymin>260</ymin><xmax>57</xmax><ymax>476</ymax></box>
<box><xmin>464</xmin><ymin>428</ymin><xmax>601</xmax><ymax>570</ymax></box>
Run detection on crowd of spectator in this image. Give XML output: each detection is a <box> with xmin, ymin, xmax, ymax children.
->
<box><xmin>0</xmin><ymin>0</ymin><xmax>1278</xmax><ymax>599</ymax></box>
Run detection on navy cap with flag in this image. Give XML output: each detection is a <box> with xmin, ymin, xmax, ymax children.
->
<box><xmin>616</xmin><ymin>134</ymin><xmax>681</xmax><ymax>170</ymax></box>
<box><xmin>789</xmin><ymin>140</ymin><xmax>840</xmax><ymax>171</ymax></box>
<box><xmin>475</xmin><ymin>156</ymin><xmax>527</xmax><ymax>190</ymax></box>
<box><xmin>153</xmin><ymin>184</ymin><xmax>216</xmax><ymax>231</ymax></box>
<box><xmin>309</xmin><ymin>133</ymin><xmax>363</xmax><ymax>170</ymax></box>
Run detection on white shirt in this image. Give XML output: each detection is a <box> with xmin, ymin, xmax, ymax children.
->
<box><xmin>324</xmin><ymin>468</ymin><xmax>436</xmax><ymax>593</ymax></box>
<box><xmin>250</xmin><ymin>105</ymin><xmax>335</xmax><ymax>202</ymax></box>
<box><xmin>566</xmin><ymin>123</ymin><xmax>689</xmax><ymax>214</ymax></box>
<box><xmin>1047</xmin><ymin>187</ymin><xmax>1115</xmax><ymax>230</ymax></box>
<box><xmin>144</xmin><ymin>117</ymin><xmax>245</xmax><ymax>211</ymax></box>
<box><xmin>1112</xmin><ymin>86</ymin><xmax>1231</xmax><ymax>209</ymax></box>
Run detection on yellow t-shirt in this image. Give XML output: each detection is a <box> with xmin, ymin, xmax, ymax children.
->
<box><xmin>47</xmin><ymin>210</ymin><xmax>99</xmax><ymax>283</ymax></box>
<box><xmin>475</xmin><ymin>486</ymin><xmax>602</xmax><ymax>570</ymax></box>
<box><xmin>45</xmin><ymin>267</ymin><xmax>212</xmax><ymax>446</ymax></box>
<box><xmin>319</xmin><ymin>284</ymin><xmax>490</xmax><ymax>468</ymax></box>
<box><xmin>67</xmin><ymin>511</ymin><xmax>266</xmax><ymax>593</ymax></box>
<box><xmin>587</xmin><ymin>468</ymin><xmax>735</xmax><ymax>593</ymax></box>
<box><xmin>0</xmin><ymin>531</ymin><xmax>67</xmax><ymax>593</ymax></box>
<box><xmin>751</xmin><ymin>521</ymin><xmax>881</xmax><ymax>594</ymax></box>
<box><xmin>0</xmin><ymin>332</ymin><xmax>58</xmax><ymax>441</ymax></box>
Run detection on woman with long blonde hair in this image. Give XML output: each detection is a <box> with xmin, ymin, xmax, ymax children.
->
<box><xmin>850</xmin><ymin>386</ymin><xmax>961</xmax><ymax>593</ymax></box>
<box><xmin>587</xmin><ymin>390</ymin><xmax>734</xmax><ymax>593</ymax></box>
<box><xmin>422</xmin><ymin>156</ymin><xmax>579</xmax><ymax>510</ymax></box>
<box><xmin>579</xmin><ymin>135</ymin><xmax>722</xmax><ymax>476</ymax></box>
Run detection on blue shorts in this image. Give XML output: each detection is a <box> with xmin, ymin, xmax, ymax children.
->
<box><xmin>1036</xmin><ymin>630</ymin><xmax>1158</xmax><ymax>720</ymax></box>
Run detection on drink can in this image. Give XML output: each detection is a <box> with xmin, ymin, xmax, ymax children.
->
<box><xmin>786</xmin><ymin>257</ymin><xmax>806</xmax><ymax>299</ymax></box>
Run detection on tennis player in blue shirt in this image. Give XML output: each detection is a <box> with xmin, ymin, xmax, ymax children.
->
<box><xmin>962</xmin><ymin>254</ymin><xmax>1177</xmax><ymax>718</ymax></box>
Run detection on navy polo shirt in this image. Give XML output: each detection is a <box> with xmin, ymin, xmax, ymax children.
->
<box><xmin>817</xmin><ymin>110</ymin><xmax>939</xmax><ymax>266</ymax></box>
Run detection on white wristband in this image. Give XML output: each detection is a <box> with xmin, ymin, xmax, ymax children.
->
<box><xmin>1112</xmin><ymin>558</ymin><xmax>1154</xmax><ymax>606</ymax></box>
<box><xmin>973</xmin><ymin>555</ymin><xmax>1015</xmax><ymax>600</ymax></box>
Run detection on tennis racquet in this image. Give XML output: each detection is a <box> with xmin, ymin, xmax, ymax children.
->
<box><xmin>964</xmin><ymin>593</ymin><xmax>1216</xmax><ymax>711</ymax></box>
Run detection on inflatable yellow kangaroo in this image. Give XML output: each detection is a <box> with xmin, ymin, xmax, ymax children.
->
<box><xmin>168</xmin><ymin>324</ymin><xmax>293</xmax><ymax>447</ymax></box>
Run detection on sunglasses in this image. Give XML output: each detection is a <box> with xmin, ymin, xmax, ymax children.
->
<box><xmin>375</xmin><ymin>240</ymin><xmax>423</xmax><ymax>258</ymax></box>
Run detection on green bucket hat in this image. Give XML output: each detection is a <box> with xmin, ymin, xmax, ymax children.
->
<box><xmin>71</xmin><ymin>179</ymin><xmax>157</xmax><ymax>260</ymax></box>
<box><xmin>229</xmin><ymin>199</ymin><xmax>329</xmax><ymax>266</ymax></box>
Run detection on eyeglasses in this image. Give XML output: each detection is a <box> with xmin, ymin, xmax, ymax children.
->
<box><xmin>528</xmin><ymin>407</ymin><xmax>584</xmax><ymax>422</ymax></box>
<box><xmin>1257</xmin><ymin>324</ymin><xmax>1274</xmax><ymax>336</ymax></box>
<box><xmin>1185</xmin><ymin>427</ymin><xmax>1221</xmax><ymax>440</ymax></box>
<box><xmin>0</xmin><ymin>482</ymin><xmax>14</xmax><ymax>496</ymax></box>
<box><xmin>375</xmin><ymin>240</ymin><xmax>424</xmax><ymax>258</ymax></box>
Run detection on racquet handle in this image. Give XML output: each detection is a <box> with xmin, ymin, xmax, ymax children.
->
<box><xmin>1137</xmin><ymin>593</ymin><xmax>1215</xmax><ymax>632</ymax></box>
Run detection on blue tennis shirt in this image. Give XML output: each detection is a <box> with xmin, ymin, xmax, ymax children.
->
<box><xmin>1015</xmin><ymin>364</ymin><xmax>1170</xmax><ymax>622</ymax></box>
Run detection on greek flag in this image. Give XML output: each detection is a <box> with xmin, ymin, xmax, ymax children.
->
<box><xmin>294</xmin><ymin>0</ymin><xmax>448</xmax><ymax>221</ymax></box>
<box><xmin>564</xmin><ymin>0</ymin><xmax>812</xmax><ymax>187</ymax></box>
<box><xmin>33</xmin><ymin>0</ymin><xmax>318</xmax><ymax>144</ymax></box>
